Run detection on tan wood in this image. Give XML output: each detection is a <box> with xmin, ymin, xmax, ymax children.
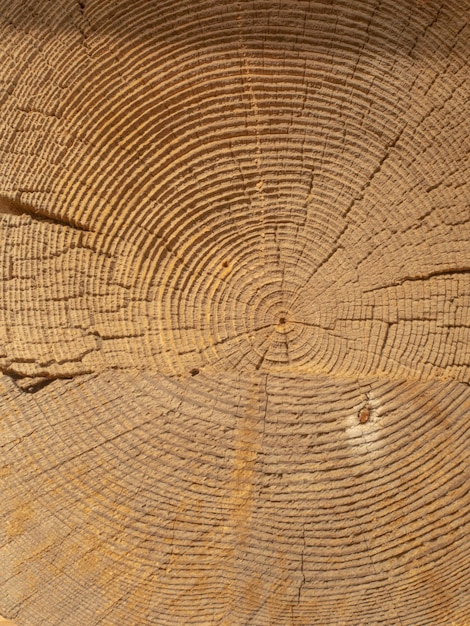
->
<box><xmin>0</xmin><ymin>0</ymin><xmax>469</xmax><ymax>624</ymax></box>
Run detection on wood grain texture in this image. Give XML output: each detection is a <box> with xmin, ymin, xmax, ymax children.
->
<box><xmin>0</xmin><ymin>0</ymin><xmax>469</xmax><ymax>624</ymax></box>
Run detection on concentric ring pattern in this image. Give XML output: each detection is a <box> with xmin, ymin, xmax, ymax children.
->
<box><xmin>0</xmin><ymin>0</ymin><xmax>469</xmax><ymax>624</ymax></box>
<box><xmin>0</xmin><ymin>0</ymin><xmax>469</xmax><ymax>382</ymax></box>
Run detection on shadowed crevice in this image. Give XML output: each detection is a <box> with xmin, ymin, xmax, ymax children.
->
<box><xmin>0</xmin><ymin>196</ymin><xmax>90</xmax><ymax>232</ymax></box>
<box><xmin>7</xmin><ymin>374</ymin><xmax>56</xmax><ymax>394</ymax></box>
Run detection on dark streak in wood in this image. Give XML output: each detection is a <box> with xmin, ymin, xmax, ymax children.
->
<box><xmin>0</xmin><ymin>195</ymin><xmax>90</xmax><ymax>232</ymax></box>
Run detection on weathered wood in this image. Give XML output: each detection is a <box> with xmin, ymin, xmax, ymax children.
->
<box><xmin>0</xmin><ymin>0</ymin><xmax>469</xmax><ymax>624</ymax></box>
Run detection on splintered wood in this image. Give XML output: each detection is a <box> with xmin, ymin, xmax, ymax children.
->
<box><xmin>0</xmin><ymin>1</ymin><xmax>469</xmax><ymax>625</ymax></box>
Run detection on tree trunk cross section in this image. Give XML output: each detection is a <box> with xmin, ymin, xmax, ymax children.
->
<box><xmin>0</xmin><ymin>0</ymin><xmax>469</xmax><ymax>624</ymax></box>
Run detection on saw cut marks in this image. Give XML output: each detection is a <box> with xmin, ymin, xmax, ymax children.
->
<box><xmin>1</xmin><ymin>372</ymin><xmax>470</xmax><ymax>624</ymax></box>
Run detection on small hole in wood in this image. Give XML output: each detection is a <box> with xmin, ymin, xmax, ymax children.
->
<box><xmin>358</xmin><ymin>405</ymin><xmax>371</xmax><ymax>424</ymax></box>
<box><xmin>279</xmin><ymin>317</ymin><xmax>286</xmax><ymax>325</ymax></box>
<box><xmin>222</xmin><ymin>260</ymin><xmax>229</xmax><ymax>268</ymax></box>
<box><xmin>190</xmin><ymin>368</ymin><xmax>200</xmax><ymax>376</ymax></box>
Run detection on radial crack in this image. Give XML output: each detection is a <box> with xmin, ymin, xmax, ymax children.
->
<box><xmin>364</xmin><ymin>268</ymin><xmax>470</xmax><ymax>293</ymax></box>
<box><xmin>0</xmin><ymin>195</ymin><xmax>90</xmax><ymax>232</ymax></box>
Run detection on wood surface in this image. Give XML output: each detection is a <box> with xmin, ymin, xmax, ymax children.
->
<box><xmin>0</xmin><ymin>0</ymin><xmax>469</xmax><ymax>624</ymax></box>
